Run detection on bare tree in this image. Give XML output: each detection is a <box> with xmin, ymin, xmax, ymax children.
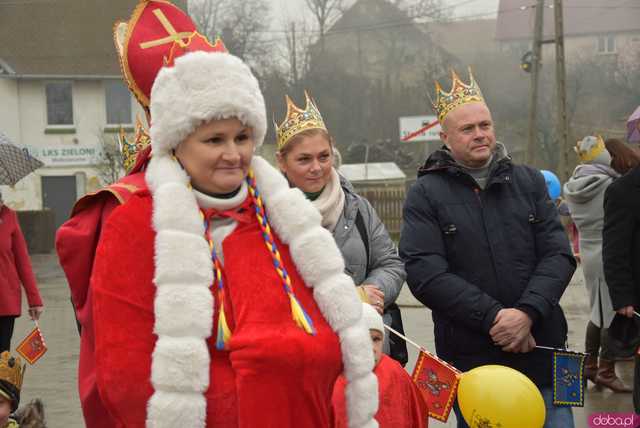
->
<box><xmin>280</xmin><ymin>19</ymin><xmax>314</xmax><ymax>87</ymax></box>
<box><xmin>95</xmin><ymin>131</ymin><xmax>124</xmax><ymax>186</ymax></box>
<box><xmin>190</xmin><ymin>0</ymin><xmax>271</xmax><ymax>64</ymax></box>
<box><xmin>190</xmin><ymin>0</ymin><xmax>227</xmax><ymax>40</ymax></box>
<box><xmin>305</xmin><ymin>0</ymin><xmax>345</xmax><ymax>52</ymax></box>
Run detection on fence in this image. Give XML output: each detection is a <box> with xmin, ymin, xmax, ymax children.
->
<box><xmin>352</xmin><ymin>184</ymin><xmax>406</xmax><ymax>241</ymax></box>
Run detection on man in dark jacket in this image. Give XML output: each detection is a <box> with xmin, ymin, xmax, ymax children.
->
<box><xmin>603</xmin><ymin>164</ymin><xmax>640</xmax><ymax>410</ymax></box>
<box><xmin>399</xmin><ymin>70</ymin><xmax>576</xmax><ymax>427</ymax></box>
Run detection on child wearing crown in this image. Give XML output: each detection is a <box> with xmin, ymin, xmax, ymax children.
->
<box><xmin>0</xmin><ymin>352</ymin><xmax>24</xmax><ymax>428</ymax></box>
<box><xmin>66</xmin><ymin>2</ymin><xmax>379</xmax><ymax>428</ymax></box>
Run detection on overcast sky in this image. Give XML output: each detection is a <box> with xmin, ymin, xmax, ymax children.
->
<box><xmin>271</xmin><ymin>0</ymin><xmax>500</xmax><ymax>25</ymax></box>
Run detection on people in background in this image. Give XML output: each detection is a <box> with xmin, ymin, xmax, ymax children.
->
<box><xmin>0</xmin><ymin>191</ymin><xmax>44</xmax><ymax>353</ymax></box>
<box><xmin>564</xmin><ymin>136</ymin><xmax>630</xmax><ymax>392</ymax></box>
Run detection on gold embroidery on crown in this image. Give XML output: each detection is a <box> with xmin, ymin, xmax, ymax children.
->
<box><xmin>275</xmin><ymin>91</ymin><xmax>328</xmax><ymax>151</ymax></box>
<box><xmin>118</xmin><ymin>114</ymin><xmax>151</xmax><ymax>173</ymax></box>
<box><xmin>0</xmin><ymin>352</ymin><xmax>25</xmax><ymax>392</ymax></box>
<box><xmin>574</xmin><ymin>135</ymin><xmax>606</xmax><ymax>163</ymax></box>
<box><xmin>433</xmin><ymin>68</ymin><xmax>485</xmax><ymax>123</ymax></box>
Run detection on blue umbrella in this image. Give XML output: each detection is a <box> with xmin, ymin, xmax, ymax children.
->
<box><xmin>0</xmin><ymin>132</ymin><xmax>44</xmax><ymax>185</ymax></box>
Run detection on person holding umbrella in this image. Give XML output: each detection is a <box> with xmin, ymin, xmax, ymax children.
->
<box><xmin>0</xmin><ymin>190</ymin><xmax>44</xmax><ymax>353</ymax></box>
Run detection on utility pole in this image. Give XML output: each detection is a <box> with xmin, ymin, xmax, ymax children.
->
<box><xmin>291</xmin><ymin>22</ymin><xmax>298</xmax><ymax>86</ymax></box>
<box><xmin>526</xmin><ymin>0</ymin><xmax>545</xmax><ymax>167</ymax></box>
<box><xmin>554</xmin><ymin>0</ymin><xmax>569</xmax><ymax>180</ymax></box>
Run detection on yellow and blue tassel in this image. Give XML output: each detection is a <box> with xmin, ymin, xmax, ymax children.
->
<box><xmin>288</xmin><ymin>293</ymin><xmax>316</xmax><ymax>335</ymax></box>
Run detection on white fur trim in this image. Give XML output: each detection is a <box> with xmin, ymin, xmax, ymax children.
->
<box><xmin>150</xmin><ymin>51</ymin><xmax>266</xmax><ymax>155</ymax></box>
<box><xmin>154</xmin><ymin>285</ymin><xmax>213</xmax><ymax>338</ymax></box>
<box><xmin>261</xmin><ymin>188</ymin><xmax>323</xmax><ymax>244</ymax></box>
<box><xmin>288</xmin><ymin>228</ymin><xmax>346</xmax><ymax>286</ymax></box>
<box><xmin>145</xmin><ymin>154</ymin><xmax>377</xmax><ymax>428</ymax></box>
<box><xmin>312</xmin><ymin>274</ymin><xmax>362</xmax><ymax>332</ymax></box>
<box><xmin>345</xmin><ymin>373</ymin><xmax>379</xmax><ymax>427</ymax></box>
<box><xmin>146</xmin><ymin>155</ymin><xmax>212</xmax><ymax>427</ymax></box>
<box><xmin>151</xmin><ymin>336</ymin><xmax>210</xmax><ymax>392</ymax></box>
<box><xmin>154</xmin><ymin>231</ymin><xmax>212</xmax><ymax>284</ymax></box>
<box><xmin>147</xmin><ymin>391</ymin><xmax>206</xmax><ymax>428</ymax></box>
<box><xmin>152</xmin><ymin>182</ymin><xmax>203</xmax><ymax>234</ymax></box>
<box><xmin>339</xmin><ymin>320</ymin><xmax>379</xmax><ymax>382</ymax></box>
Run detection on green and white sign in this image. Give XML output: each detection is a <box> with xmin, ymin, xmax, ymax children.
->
<box><xmin>26</xmin><ymin>145</ymin><xmax>104</xmax><ymax>167</ymax></box>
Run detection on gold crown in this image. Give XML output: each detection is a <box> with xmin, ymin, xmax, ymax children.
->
<box><xmin>0</xmin><ymin>352</ymin><xmax>25</xmax><ymax>393</ymax></box>
<box><xmin>118</xmin><ymin>115</ymin><xmax>151</xmax><ymax>173</ymax></box>
<box><xmin>433</xmin><ymin>68</ymin><xmax>485</xmax><ymax>123</ymax></box>
<box><xmin>574</xmin><ymin>135</ymin><xmax>606</xmax><ymax>163</ymax></box>
<box><xmin>275</xmin><ymin>91</ymin><xmax>327</xmax><ymax>151</ymax></box>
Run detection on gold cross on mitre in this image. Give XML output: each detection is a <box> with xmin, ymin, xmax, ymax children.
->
<box><xmin>139</xmin><ymin>9</ymin><xmax>192</xmax><ymax>49</ymax></box>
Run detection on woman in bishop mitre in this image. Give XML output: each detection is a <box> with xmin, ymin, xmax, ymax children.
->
<box><xmin>89</xmin><ymin>37</ymin><xmax>378</xmax><ymax>428</ymax></box>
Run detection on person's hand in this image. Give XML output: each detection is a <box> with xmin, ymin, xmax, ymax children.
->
<box><xmin>489</xmin><ymin>308</ymin><xmax>532</xmax><ymax>349</ymax></box>
<box><xmin>361</xmin><ymin>285</ymin><xmax>384</xmax><ymax>314</ymax></box>
<box><xmin>28</xmin><ymin>306</ymin><xmax>44</xmax><ymax>321</ymax></box>
<box><xmin>617</xmin><ymin>305</ymin><xmax>635</xmax><ymax>318</ymax></box>
<box><xmin>503</xmin><ymin>333</ymin><xmax>536</xmax><ymax>353</ymax></box>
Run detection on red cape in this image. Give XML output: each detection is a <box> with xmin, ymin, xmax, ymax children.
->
<box><xmin>333</xmin><ymin>354</ymin><xmax>429</xmax><ymax>428</ymax></box>
<box><xmin>55</xmin><ymin>150</ymin><xmax>150</xmax><ymax>428</ymax></box>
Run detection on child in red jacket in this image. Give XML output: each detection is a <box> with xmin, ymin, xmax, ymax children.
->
<box><xmin>333</xmin><ymin>303</ymin><xmax>428</xmax><ymax>427</ymax></box>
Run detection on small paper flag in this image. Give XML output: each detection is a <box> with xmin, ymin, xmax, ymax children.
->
<box><xmin>15</xmin><ymin>325</ymin><xmax>47</xmax><ymax>365</ymax></box>
<box><xmin>553</xmin><ymin>351</ymin><xmax>585</xmax><ymax>407</ymax></box>
<box><xmin>412</xmin><ymin>350</ymin><xmax>461</xmax><ymax>422</ymax></box>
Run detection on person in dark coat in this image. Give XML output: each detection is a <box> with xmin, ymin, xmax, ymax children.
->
<box><xmin>602</xmin><ymin>142</ymin><xmax>640</xmax><ymax>411</ymax></box>
<box><xmin>399</xmin><ymin>69</ymin><xmax>576</xmax><ymax>428</ymax></box>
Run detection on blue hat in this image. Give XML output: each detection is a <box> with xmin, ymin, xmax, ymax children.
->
<box><xmin>541</xmin><ymin>170</ymin><xmax>561</xmax><ymax>200</ymax></box>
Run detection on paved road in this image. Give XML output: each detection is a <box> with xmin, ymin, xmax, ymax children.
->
<box><xmin>11</xmin><ymin>254</ymin><xmax>634</xmax><ymax>427</ymax></box>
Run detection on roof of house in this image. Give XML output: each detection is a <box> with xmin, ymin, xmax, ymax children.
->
<box><xmin>496</xmin><ymin>0</ymin><xmax>640</xmax><ymax>41</ymax></box>
<box><xmin>425</xmin><ymin>18</ymin><xmax>498</xmax><ymax>56</ymax></box>
<box><xmin>328</xmin><ymin>0</ymin><xmax>426</xmax><ymax>39</ymax></box>
<box><xmin>0</xmin><ymin>0</ymin><xmax>187</xmax><ymax>77</ymax></box>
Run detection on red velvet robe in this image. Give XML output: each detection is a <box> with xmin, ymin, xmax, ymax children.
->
<box><xmin>333</xmin><ymin>354</ymin><xmax>429</xmax><ymax>428</ymax></box>
<box><xmin>90</xmin><ymin>190</ymin><xmax>343</xmax><ymax>427</ymax></box>
<box><xmin>55</xmin><ymin>171</ymin><xmax>148</xmax><ymax>428</ymax></box>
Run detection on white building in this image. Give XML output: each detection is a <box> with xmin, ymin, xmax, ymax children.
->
<box><xmin>0</xmin><ymin>0</ymin><xmax>185</xmax><ymax>230</ymax></box>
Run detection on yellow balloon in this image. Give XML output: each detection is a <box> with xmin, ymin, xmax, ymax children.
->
<box><xmin>457</xmin><ymin>365</ymin><xmax>546</xmax><ymax>428</ymax></box>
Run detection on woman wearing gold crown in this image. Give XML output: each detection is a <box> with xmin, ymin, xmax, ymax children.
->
<box><xmin>275</xmin><ymin>93</ymin><xmax>406</xmax><ymax>362</ymax></box>
<box><xmin>85</xmin><ymin>2</ymin><xmax>378</xmax><ymax>428</ymax></box>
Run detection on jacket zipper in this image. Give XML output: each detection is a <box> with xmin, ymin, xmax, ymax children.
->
<box><xmin>475</xmin><ymin>186</ymin><xmax>503</xmax><ymax>304</ymax></box>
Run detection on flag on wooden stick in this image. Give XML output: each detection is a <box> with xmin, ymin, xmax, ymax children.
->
<box><xmin>553</xmin><ymin>351</ymin><xmax>585</xmax><ymax>407</ymax></box>
<box><xmin>383</xmin><ymin>324</ymin><xmax>461</xmax><ymax>422</ymax></box>
<box><xmin>412</xmin><ymin>350</ymin><xmax>461</xmax><ymax>422</ymax></box>
<box><xmin>15</xmin><ymin>322</ymin><xmax>47</xmax><ymax>365</ymax></box>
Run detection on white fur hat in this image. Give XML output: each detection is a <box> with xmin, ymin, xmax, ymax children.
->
<box><xmin>149</xmin><ymin>51</ymin><xmax>267</xmax><ymax>155</ymax></box>
<box><xmin>361</xmin><ymin>303</ymin><xmax>384</xmax><ymax>336</ymax></box>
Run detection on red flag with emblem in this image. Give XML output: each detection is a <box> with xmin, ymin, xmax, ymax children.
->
<box><xmin>412</xmin><ymin>350</ymin><xmax>461</xmax><ymax>422</ymax></box>
<box><xmin>15</xmin><ymin>324</ymin><xmax>47</xmax><ymax>365</ymax></box>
